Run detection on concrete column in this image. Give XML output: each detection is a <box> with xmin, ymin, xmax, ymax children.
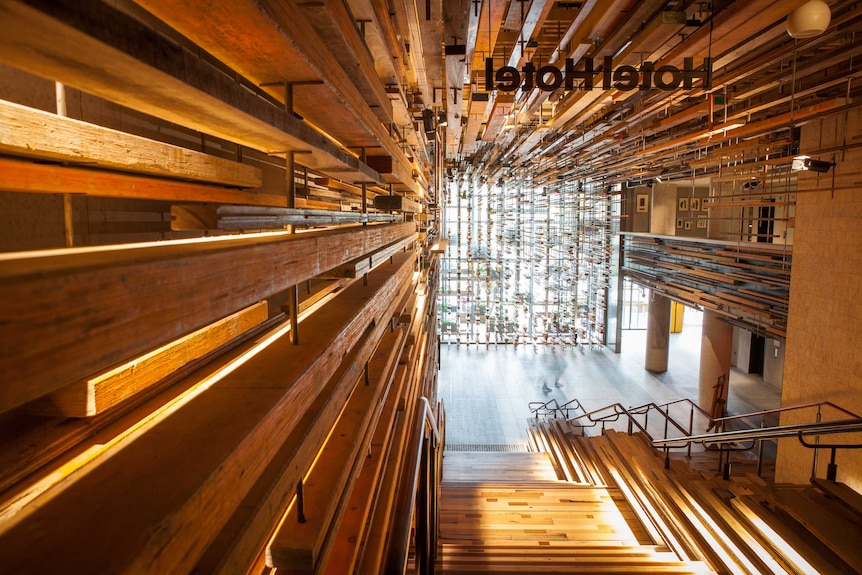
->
<box><xmin>650</xmin><ymin>182</ymin><xmax>678</xmax><ymax>235</ymax></box>
<box><xmin>698</xmin><ymin>309</ymin><xmax>734</xmax><ymax>416</ymax></box>
<box><xmin>645</xmin><ymin>292</ymin><xmax>671</xmax><ymax>372</ymax></box>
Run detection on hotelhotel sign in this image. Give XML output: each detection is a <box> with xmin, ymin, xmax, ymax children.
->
<box><xmin>485</xmin><ymin>57</ymin><xmax>712</xmax><ymax>93</ymax></box>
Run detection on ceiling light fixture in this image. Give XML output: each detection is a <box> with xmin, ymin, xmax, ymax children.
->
<box><xmin>787</xmin><ymin>0</ymin><xmax>831</xmax><ymax>38</ymax></box>
<box><xmin>791</xmin><ymin>155</ymin><xmax>834</xmax><ymax>173</ymax></box>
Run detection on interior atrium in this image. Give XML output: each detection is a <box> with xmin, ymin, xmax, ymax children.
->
<box><xmin>0</xmin><ymin>0</ymin><xmax>861</xmax><ymax>573</ymax></box>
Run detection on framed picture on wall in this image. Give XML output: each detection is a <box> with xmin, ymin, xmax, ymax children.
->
<box><xmin>678</xmin><ymin>197</ymin><xmax>689</xmax><ymax>212</ymax></box>
<box><xmin>702</xmin><ymin>199</ymin><xmax>710</xmax><ymax>212</ymax></box>
<box><xmin>636</xmin><ymin>193</ymin><xmax>649</xmax><ymax>213</ymax></box>
<box><xmin>684</xmin><ymin>221</ymin><xmax>692</xmax><ymax>230</ymax></box>
<box><xmin>697</xmin><ymin>216</ymin><xmax>707</xmax><ymax>229</ymax></box>
<box><xmin>691</xmin><ymin>197</ymin><xmax>701</xmax><ymax>211</ymax></box>
<box><xmin>676</xmin><ymin>218</ymin><xmax>684</xmax><ymax>229</ymax></box>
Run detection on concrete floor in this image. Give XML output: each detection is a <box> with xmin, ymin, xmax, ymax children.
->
<box><xmin>438</xmin><ymin>310</ymin><xmax>782</xmax><ymax>448</ymax></box>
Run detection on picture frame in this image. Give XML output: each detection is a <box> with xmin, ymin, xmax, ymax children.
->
<box><xmin>684</xmin><ymin>221</ymin><xmax>692</xmax><ymax>231</ymax></box>
<box><xmin>636</xmin><ymin>193</ymin><xmax>649</xmax><ymax>213</ymax></box>
<box><xmin>697</xmin><ymin>216</ymin><xmax>707</xmax><ymax>229</ymax></box>
<box><xmin>678</xmin><ymin>197</ymin><xmax>689</xmax><ymax>212</ymax></box>
<box><xmin>676</xmin><ymin>218</ymin><xmax>684</xmax><ymax>229</ymax></box>
<box><xmin>691</xmin><ymin>197</ymin><xmax>701</xmax><ymax>211</ymax></box>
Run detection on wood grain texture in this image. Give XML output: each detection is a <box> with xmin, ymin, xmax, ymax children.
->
<box><xmin>0</xmin><ymin>0</ymin><xmax>381</xmax><ymax>184</ymax></box>
<box><xmin>266</xmin><ymin>324</ymin><xmax>407</xmax><ymax>570</ymax></box>
<box><xmin>0</xmin><ymin>99</ymin><xmax>262</xmax><ymax>188</ymax></box>
<box><xmin>0</xmin><ymin>221</ymin><xmax>415</xmax><ymax>412</ymax></box>
<box><xmin>28</xmin><ymin>301</ymin><xmax>269</xmax><ymax>417</ymax></box>
<box><xmin>0</xmin><ymin>249</ymin><xmax>416</xmax><ymax>575</ymax></box>
<box><xmin>0</xmin><ymin>157</ymin><xmax>286</xmax><ymax>206</ymax></box>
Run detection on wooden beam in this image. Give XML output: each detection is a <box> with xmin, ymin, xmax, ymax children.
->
<box><xmin>0</xmin><ymin>99</ymin><xmax>262</xmax><ymax>188</ymax></box>
<box><xmin>322</xmin><ymin>346</ymin><xmax>407</xmax><ymax>574</ymax></box>
<box><xmin>0</xmin><ymin>250</ymin><xmax>416</xmax><ymax>575</ymax></box>
<box><xmin>266</xmin><ymin>325</ymin><xmax>407</xmax><ymax>570</ymax></box>
<box><xmin>318</xmin><ymin>233</ymin><xmax>418</xmax><ymax>279</ymax></box>
<box><xmin>0</xmin><ymin>221</ymin><xmax>415</xmax><ymax>413</ymax></box>
<box><xmin>372</xmin><ymin>194</ymin><xmax>423</xmax><ymax>213</ymax></box>
<box><xmin>131</xmin><ymin>0</ymin><xmax>419</xmax><ymax>194</ymax></box>
<box><xmin>172</xmin><ymin>205</ymin><xmax>403</xmax><ymax>231</ymax></box>
<box><xmin>197</xmin><ymin>288</ymin><xmax>410</xmax><ymax>575</ymax></box>
<box><xmin>216</xmin><ymin>206</ymin><xmax>403</xmax><ymax>229</ymax></box>
<box><xmin>0</xmin><ymin>157</ymin><xmax>287</xmax><ymax>206</ymax></box>
<box><xmin>27</xmin><ymin>301</ymin><xmax>269</xmax><ymax>418</ymax></box>
<box><xmin>0</xmin><ymin>0</ymin><xmax>381</xmax><ymax>184</ymax></box>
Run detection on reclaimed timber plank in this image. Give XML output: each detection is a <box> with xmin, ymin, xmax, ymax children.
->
<box><xmin>0</xmin><ymin>99</ymin><xmax>261</xmax><ymax>188</ymax></box>
<box><xmin>0</xmin><ymin>157</ymin><xmax>286</xmax><ymax>206</ymax></box>
<box><xmin>731</xmin><ymin>494</ymin><xmax>850</xmax><ymax>574</ymax></box>
<box><xmin>320</xmin><ymin>330</ymin><xmax>409</xmax><ymax>575</ymax></box>
<box><xmin>373</xmin><ymin>194</ymin><xmax>423</xmax><ymax>213</ymax></box>
<box><xmin>0</xmin><ymin>0</ymin><xmax>380</xmax><ymax>184</ymax></box>
<box><xmin>28</xmin><ymin>301</ymin><xmax>269</xmax><ymax>418</ymax></box>
<box><xmin>0</xmin><ymin>221</ymin><xmax>415</xmax><ymax>413</ymax></box>
<box><xmin>265</xmin><ymin>326</ymin><xmax>407</xmax><ymax>570</ymax></box>
<box><xmin>195</xmin><ymin>307</ymin><xmax>408</xmax><ymax>575</ymax></box>
<box><xmin>318</xmin><ymin>233</ymin><xmax>418</xmax><ymax>279</ymax></box>
<box><xmin>0</xmin><ymin>249</ymin><xmax>416</xmax><ymax>575</ymax></box>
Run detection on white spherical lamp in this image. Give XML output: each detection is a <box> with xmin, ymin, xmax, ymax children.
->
<box><xmin>786</xmin><ymin>0</ymin><xmax>831</xmax><ymax>38</ymax></box>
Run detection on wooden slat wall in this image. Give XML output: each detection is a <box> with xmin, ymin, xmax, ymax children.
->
<box><xmin>0</xmin><ymin>221</ymin><xmax>415</xmax><ymax>412</ymax></box>
<box><xmin>0</xmin><ymin>249</ymin><xmax>417</xmax><ymax>574</ymax></box>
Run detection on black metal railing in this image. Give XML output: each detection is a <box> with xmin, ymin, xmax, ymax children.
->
<box><xmin>384</xmin><ymin>397</ymin><xmax>443</xmax><ymax>575</ymax></box>
<box><xmin>540</xmin><ymin>397</ymin><xmax>862</xmax><ymax>481</ymax></box>
<box><xmin>529</xmin><ymin>397</ymin><xmax>585</xmax><ymax>420</ymax></box>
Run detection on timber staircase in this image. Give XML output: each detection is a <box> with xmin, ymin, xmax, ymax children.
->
<box><xmin>438</xmin><ymin>450</ymin><xmax>714</xmax><ymax>574</ymax></box>
<box><xmin>438</xmin><ymin>420</ymin><xmax>862</xmax><ymax>574</ymax></box>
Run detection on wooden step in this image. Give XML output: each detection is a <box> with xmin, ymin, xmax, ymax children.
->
<box><xmin>443</xmin><ymin>451</ymin><xmax>560</xmax><ymax>483</ymax></box>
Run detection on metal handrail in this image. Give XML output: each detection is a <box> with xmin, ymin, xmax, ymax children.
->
<box><xmin>384</xmin><ymin>397</ymin><xmax>442</xmax><ymax>575</ymax></box>
<box><xmin>652</xmin><ymin>417</ymin><xmax>862</xmax><ymax>448</ymax></box>
<box><xmin>562</xmin><ymin>398</ymin><xmax>862</xmax><ymax>478</ymax></box>
<box><xmin>711</xmin><ymin>401</ymin><xmax>861</xmax><ymax>427</ymax></box>
<box><xmin>530</xmin><ymin>397</ymin><xmax>584</xmax><ymax>419</ymax></box>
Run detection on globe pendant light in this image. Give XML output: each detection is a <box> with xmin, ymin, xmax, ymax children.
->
<box><xmin>786</xmin><ymin>0</ymin><xmax>831</xmax><ymax>38</ymax></box>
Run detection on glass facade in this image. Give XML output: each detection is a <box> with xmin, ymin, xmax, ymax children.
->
<box><xmin>437</xmin><ymin>176</ymin><xmax>619</xmax><ymax>347</ymax></box>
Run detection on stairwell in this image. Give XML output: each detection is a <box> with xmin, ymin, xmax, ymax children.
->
<box><xmin>437</xmin><ymin>421</ymin><xmax>862</xmax><ymax>574</ymax></box>
<box><xmin>437</xmin><ymin>450</ymin><xmax>714</xmax><ymax>574</ymax></box>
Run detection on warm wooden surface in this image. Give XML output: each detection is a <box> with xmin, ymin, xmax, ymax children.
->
<box><xmin>131</xmin><ymin>0</ymin><xmax>419</xmax><ymax>194</ymax></box>
<box><xmin>373</xmin><ymin>194</ymin><xmax>423</xmax><ymax>213</ymax></box>
<box><xmin>28</xmin><ymin>301</ymin><xmax>269</xmax><ymax>418</ymax></box>
<box><xmin>319</xmin><ymin>233</ymin><xmax>417</xmax><ymax>279</ymax></box>
<box><xmin>195</xmin><ymin>290</ymin><xmax>410</xmax><ymax>575</ymax></box>
<box><xmin>0</xmin><ymin>221</ymin><xmax>415</xmax><ymax>412</ymax></box>
<box><xmin>266</xmin><ymin>324</ymin><xmax>407</xmax><ymax>570</ymax></box>
<box><xmin>0</xmin><ymin>99</ymin><xmax>262</xmax><ymax>188</ymax></box>
<box><xmin>0</xmin><ymin>249</ymin><xmax>416</xmax><ymax>574</ymax></box>
<box><xmin>437</xmin><ymin>449</ymin><xmax>713</xmax><ymax>574</ymax></box>
<box><xmin>0</xmin><ymin>157</ymin><xmax>286</xmax><ymax>206</ymax></box>
<box><xmin>0</xmin><ymin>0</ymin><xmax>380</xmax><ymax>184</ymax></box>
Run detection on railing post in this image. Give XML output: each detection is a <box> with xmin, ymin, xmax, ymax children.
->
<box><xmin>722</xmin><ymin>455</ymin><xmax>731</xmax><ymax>481</ymax></box>
<box><xmin>417</xmin><ymin>432</ymin><xmax>431</xmax><ymax>575</ymax></box>
<box><xmin>812</xmin><ymin>409</ymin><xmax>823</xmax><ymax>478</ymax></box>
<box><xmin>757</xmin><ymin>417</ymin><xmax>765</xmax><ymax>478</ymax></box>
<box><xmin>687</xmin><ymin>404</ymin><xmax>694</xmax><ymax>458</ymax></box>
<box><xmin>827</xmin><ymin>448</ymin><xmax>838</xmax><ymax>481</ymax></box>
